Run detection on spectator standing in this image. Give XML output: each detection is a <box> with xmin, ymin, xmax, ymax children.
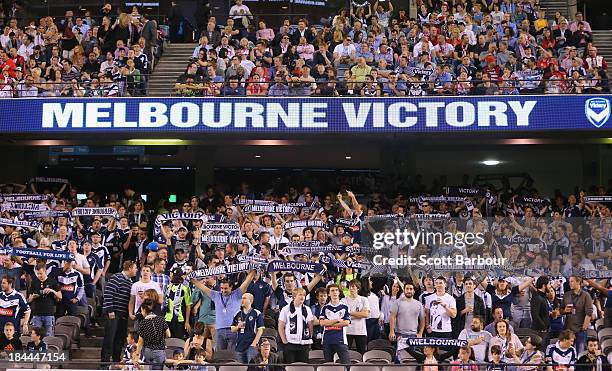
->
<box><xmin>279</xmin><ymin>287</ymin><xmax>314</xmax><ymax>363</ymax></box>
<box><xmin>231</xmin><ymin>293</ymin><xmax>264</xmax><ymax>363</ymax></box>
<box><xmin>102</xmin><ymin>261</ymin><xmax>137</xmax><ymax>363</ymax></box>
<box><xmin>164</xmin><ymin>268</ymin><xmax>192</xmax><ymax>339</ymax></box>
<box><xmin>27</xmin><ymin>263</ymin><xmax>61</xmax><ymax>337</ymax></box>
<box><xmin>319</xmin><ymin>284</ymin><xmax>351</xmax><ymax>364</ymax></box>
<box><xmin>0</xmin><ymin>276</ymin><xmax>29</xmax><ymax>337</ymax></box>
<box><xmin>340</xmin><ymin>279</ymin><xmax>369</xmax><ymax>354</ymax></box>
<box><xmin>561</xmin><ymin>275</ymin><xmax>592</xmax><ymax>354</ymax></box>
<box><xmin>130</xmin><ymin>265</ymin><xmax>163</xmax><ymax>328</ymax></box>
<box><xmin>136</xmin><ymin>298</ymin><xmax>170</xmax><ymax>370</ymax></box>
<box><xmin>191</xmin><ymin>269</ymin><xmax>255</xmax><ymax>351</ymax></box>
<box><xmin>531</xmin><ymin>276</ymin><xmax>552</xmax><ymax>348</ymax></box>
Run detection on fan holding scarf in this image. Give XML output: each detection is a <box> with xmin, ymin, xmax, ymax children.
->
<box><xmin>278</xmin><ymin>287</ymin><xmax>315</xmax><ymax>363</ymax></box>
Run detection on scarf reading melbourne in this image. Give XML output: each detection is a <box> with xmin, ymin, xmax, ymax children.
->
<box><xmin>412</xmin><ymin>213</ymin><xmax>451</xmax><ymax>221</ymax></box>
<box><xmin>243</xmin><ymin>204</ymin><xmax>297</xmax><ymax>215</ymax></box>
<box><xmin>0</xmin><ymin>194</ymin><xmax>50</xmax><ymax>203</ymax></box>
<box><xmin>0</xmin><ymin>246</ymin><xmax>74</xmax><ymax>260</ymax></box>
<box><xmin>409</xmin><ymin>196</ymin><xmax>467</xmax><ymax>204</ymax></box>
<box><xmin>201</xmin><ymin>223</ymin><xmax>240</xmax><ymax>232</ymax></box>
<box><xmin>29</xmin><ymin>177</ymin><xmax>70</xmax><ymax>184</ymax></box>
<box><xmin>234</xmin><ymin>199</ymin><xmax>275</xmax><ymax>206</ymax></box>
<box><xmin>201</xmin><ymin>235</ymin><xmax>249</xmax><ymax>244</ymax></box>
<box><xmin>283</xmin><ymin>219</ymin><xmax>328</xmax><ymax>231</ymax></box>
<box><xmin>187</xmin><ymin>262</ymin><xmax>254</xmax><ymax>279</ymax></box>
<box><xmin>0</xmin><ymin>217</ymin><xmax>40</xmax><ymax>229</ymax></box>
<box><xmin>397</xmin><ymin>337</ymin><xmax>467</xmax><ymax>350</ymax></box>
<box><xmin>267</xmin><ymin>260</ymin><xmax>326</xmax><ymax>274</ymax></box>
<box><xmin>1</xmin><ymin>202</ymin><xmax>49</xmax><ymax>212</ymax></box>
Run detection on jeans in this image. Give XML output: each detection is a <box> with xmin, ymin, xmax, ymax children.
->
<box><xmin>366</xmin><ymin>318</ymin><xmax>381</xmax><ymax>343</ymax></box>
<box><xmin>323</xmin><ymin>343</ymin><xmax>350</xmax><ymax>364</ymax></box>
<box><xmin>101</xmin><ymin>314</ymin><xmax>128</xmax><ymax>362</ymax></box>
<box><xmin>215</xmin><ymin>327</ymin><xmax>237</xmax><ymax>351</ymax></box>
<box><xmin>574</xmin><ymin>329</ymin><xmax>587</xmax><ymax>354</ymax></box>
<box><xmin>235</xmin><ymin>346</ymin><xmax>259</xmax><ymax>363</ymax></box>
<box><xmin>31</xmin><ymin>315</ymin><xmax>55</xmax><ymax>336</ymax></box>
<box><xmin>142</xmin><ymin>347</ymin><xmax>166</xmax><ymax>370</ymax></box>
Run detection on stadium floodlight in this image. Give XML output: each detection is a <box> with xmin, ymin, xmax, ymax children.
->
<box><xmin>255</xmin><ymin>155</ymin><xmax>262</xmax><ymax>158</ymax></box>
<box><xmin>345</xmin><ymin>156</ymin><xmax>352</xmax><ymax>160</ymax></box>
<box><xmin>127</xmin><ymin>139</ymin><xmax>184</xmax><ymax>145</ymax></box>
<box><xmin>481</xmin><ymin>160</ymin><xmax>501</xmax><ymax>166</ymax></box>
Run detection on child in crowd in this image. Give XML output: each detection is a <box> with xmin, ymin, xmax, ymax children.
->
<box><xmin>0</xmin><ymin>322</ymin><xmax>23</xmax><ymax>353</ymax></box>
<box><xmin>26</xmin><ymin>326</ymin><xmax>48</xmax><ymax>351</ymax></box>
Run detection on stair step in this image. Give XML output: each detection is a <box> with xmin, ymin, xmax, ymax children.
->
<box><xmin>69</xmin><ymin>359</ymin><xmax>104</xmax><ymax>369</ymax></box>
<box><xmin>79</xmin><ymin>336</ymin><xmax>104</xmax><ymax>348</ymax></box>
<box><xmin>72</xmin><ymin>346</ymin><xmax>102</xmax><ymax>360</ymax></box>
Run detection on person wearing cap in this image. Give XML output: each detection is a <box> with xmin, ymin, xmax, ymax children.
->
<box><xmin>552</xmin><ymin>17</ymin><xmax>572</xmax><ymax>50</ymax></box>
<box><xmin>56</xmin><ymin>258</ymin><xmax>85</xmax><ymax>316</ymax></box>
<box><xmin>247</xmin><ymin>338</ymin><xmax>283</xmax><ymax>371</ymax></box>
<box><xmin>170</xmin><ymin>245</ymin><xmax>189</xmax><ymax>274</ymax></box>
<box><xmin>191</xmin><ymin>268</ymin><xmax>256</xmax><ymax>351</ymax></box>
<box><xmin>485</xmin><ymin>275</ymin><xmax>534</xmax><ymax>321</ymax></box>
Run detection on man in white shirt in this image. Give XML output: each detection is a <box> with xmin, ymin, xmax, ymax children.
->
<box><xmin>128</xmin><ymin>265</ymin><xmax>163</xmax><ymax>322</ymax></box>
<box><xmin>425</xmin><ymin>276</ymin><xmax>457</xmax><ymax>337</ymax></box>
<box><xmin>333</xmin><ymin>37</ymin><xmax>356</xmax><ymax>68</ymax></box>
<box><xmin>341</xmin><ymin>279</ymin><xmax>369</xmax><ymax>355</ymax></box>
<box><xmin>229</xmin><ymin>0</ymin><xmax>252</xmax><ymax>28</ymax></box>
<box><xmin>279</xmin><ymin>287</ymin><xmax>314</xmax><ymax>363</ymax></box>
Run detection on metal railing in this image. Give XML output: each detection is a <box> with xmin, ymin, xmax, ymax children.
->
<box><xmin>5</xmin><ymin>76</ymin><xmax>608</xmax><ymax>98</ymax></box>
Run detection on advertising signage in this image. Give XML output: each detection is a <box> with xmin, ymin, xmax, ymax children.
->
<box><xmin>0</xmin><ymin>95</ymin><xmax>609</xmax><ymax>134</ymax></box>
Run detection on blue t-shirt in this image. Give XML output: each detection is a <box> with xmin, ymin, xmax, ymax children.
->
<box><xmin>606</xmin><ymin>290</ymin><xmax>612</xmax><ymax>309</ymax></box>
<box><xmin>232</xmin><ymin>308</ymin><xmax>264</xmax><ymax>352</ymax></box>
<box><xmin>320</xmin><ymin>302</ymin><xmax>350</xmax><ymax>345</ymax></box>
<box><xmin>210</xmin><ymin>289</ymin><xmax>242</xmax><ymax>329</ymax></box>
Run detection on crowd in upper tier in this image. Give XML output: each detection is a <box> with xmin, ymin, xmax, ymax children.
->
<box><xmin>174</xmin><ymin>0</ymin><xmax>610</xmax><ymax>96</ymax></box>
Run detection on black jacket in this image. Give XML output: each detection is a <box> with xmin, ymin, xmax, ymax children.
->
<box><xmin>454</xmin><ymin>293</ymin><xmax>487</xmax><ymax>338</ymax></box>
<box><xmin>247</xmin><ymin>353</ymin><xmax>285</xmax><ymax>371</ymax></box>
<box><xmin>530</xmin><ymin>290</ymin><xmax>550</xmax><ymax>331</ymax></box>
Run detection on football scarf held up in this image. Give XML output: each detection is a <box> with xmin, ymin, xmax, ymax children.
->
<box><xmin>267</xmin><ymin>260</ymin><xmax>326</xmax><ymax>275</ymax></box>
<box><xmin>1</xmin><ymin>202</ymin><xmax>49</xmax><ymax>212</ymax></box>
<box><xmin>243</xmin><ymin>204</ymin><xmax>297</xmax><ymax>215</ymax></box>
<box><xmin>283</xmin><ymin>219</ymin><xmax>328</xmax><ymax>231</ymax></box>
<box><xmin>0</xmin><ymin>217</ymin><xmax>40</xmax><ymax>230</ymax></box>
<box><xmin>0</xmin><ymin>246</ymin><xmax>74</xmax><ymax>261</ymax></box>
<box><xmin>21</xmin><ymin>210</ymin><xmax>71</xmax><ymax>220</ymax></box>
<box><xmin>0</xmin><ymin>194</ymin><xmax>51</xmax><ymax>203</ymax></box>
<box><xmin>72</xmin><ymin>207</ymin><xmax>119</xmax><ymax>218</ymax></box>
<box><xmin>29</xmin><ymin>177</ymin><xmax>70</xmax><ymax>184</ymax></box>
<box><xmin>397</xmin><ymin>337</ymin><xmax>468</xmax><ymax>350</ymax></box>
<box><xmin>187</xmin><ymin>262</ymin><xmax>255</xmax><ymax>280</ymax></box>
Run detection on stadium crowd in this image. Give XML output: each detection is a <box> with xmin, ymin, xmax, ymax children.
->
<box><xmin>0</xmin><ymin>176</ymin><xmax>611</xmax><ymax>370</ymax></box>
<box><xmin>0</xmin><ymin>2</ymin><xmax>160</xmax><ymax>97</ymax></box>
<box><xmin>175</xmin><ymin>0</ymin><xmax>610</xmax><ymax>96</ymax></box>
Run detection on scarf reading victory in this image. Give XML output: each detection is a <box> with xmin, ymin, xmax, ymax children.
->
<box><xmin>327</xmin><ymin>216</ymin><xmax>359</xmax><ymax>228</ymax></box>
<box><xmin>187</xmin><ymin>262</ymin><xmax>255</xmax><ymax>280</ymax></box>
<box><xmin>29</xmin><ymin>177</ymin><xmax>70</xmax><ymax>184</ymax></box>
<box><xmin>279</xmin><ymin>244</ymin><xmax>372</xmax><ymax>256</ymax></box>
<box><xmin>1</xmin><ymin>202</ymin><xmax>49</xmax><ymax>212</ymax></box>
<box><xmin>154</xmin><ymin>212</ymin><xmax>209</xmax><ymax>234</ymax></box>
<box><xmin>0</xmin><ymin>217</ymin><xmax>40</xmax><ymax>229</ymax></box>
<box><xmin>0</xmin><ymin>194</ymin><xmax>50</xmax><ymax>203</ymax></box>
<box><xmin>72</xmin><ymin>207</ymin><xmax>119</xmax><ymax>218</ymax></box>
<box><xmin>445</xmin><ymin>186</ymin><xmax>490</xmax><ymax>198</ymax></box>
<box><xmin>267</xmin><ymin>260</ymin><xmax>326</xmax><ymax>274</ymax></box>
<box><xmin>514</xmin><ymin>196</ymin><xmax>551</xmax><ymax>207</ymax></box>
<box><xmin>318</xmin><ymin>254</ymin><xmax>373</xmax><ymax>272</ymax></box>
<box><xmin>0</xmin><ymin>246</ymin><xmax>74</xmax><ymax>261</ymax></box>
<box><xmin>283</xmin><ymin>219</ymin><xmax>328</xmax><ymax>231</ymax></box>
<box><xmin>397</xmin><ymin>337</ymin><xmax>467</xmax><ymax>350</ymax></box>
<box><xmin>21</xmin><ymin>210</ymin><xmax>71</xmax><ymax>220</ymax></box>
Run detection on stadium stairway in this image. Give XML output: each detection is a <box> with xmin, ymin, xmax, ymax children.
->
<box><xmin>539</xmin><ymin>0</ymin><xmax>570</xmax><ymax>19</ymax></box>
<box><xmin>148</xmin><ymin>43</ymin><xmax>198</xmax><ymax>96</ymax></box>
<box><xmin>592</xmin><ymin>30</ymin><xmax>612</xmax><ymax>71</ymax></box>
<box><xmin>69</xmin><ymin>325</ymin><xmax>105</xmax><ymax>369</ymax></box>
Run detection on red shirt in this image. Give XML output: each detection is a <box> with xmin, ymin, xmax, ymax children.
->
<box><xmin>0</xmin><ymin>58</ymin><xmax>16</xmax><ymax>78</ymax></box>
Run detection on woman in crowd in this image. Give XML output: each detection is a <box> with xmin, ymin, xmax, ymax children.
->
<box><xmin>136</xmin><ymin>298</ymin><xmax>170</xmax><ymax>370</ymax></box>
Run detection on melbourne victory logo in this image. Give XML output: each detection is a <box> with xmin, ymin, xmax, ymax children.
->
<box><xmin>585</xmin><ymin>97</ymin><xmax>610</xmax><ymax>128</ymax></box>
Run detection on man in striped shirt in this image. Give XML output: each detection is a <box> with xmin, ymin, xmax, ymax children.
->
<box><xmin>101</xmin><ymin>260</ymin><xmax>137</xmax><ymax>363</ymax></box>
<box><xmin>545</xmin><ymin>329</ymin><xmax>577</xmax><ymax>371</ymax></box>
